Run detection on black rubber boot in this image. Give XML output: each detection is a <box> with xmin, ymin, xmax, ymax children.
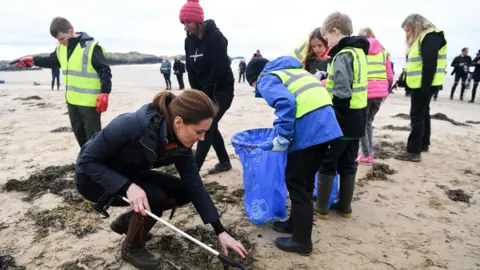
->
<box><xmin>275</xmin><ymin>205</ymin><xmax>313</xmax><ymax>256</ymax></box>
<box><xmin>395</xmin><ymin>151</ymin><xmax>421</xmax><ymax>162</ymax></box>
<box><xmin>121</xmin><ymin>213</ymin><xmax>161</xmax><ymax>270</ymax></box>
<box><xmin>331</xmin><ymin>174</ymin><xmax>356</xmax><ymax>218</ymax></box>
<box><xmin>313</xmin><ymin>174</ymin><xmax>334</xmax><ymax>220</ymax></box>
<box><xmin>207</xmin><ymin>161</ymin><xmax>232</xmax><ymax>174</ymax></box>
<box><xmin>110</xmin><ymin>210</ymin><xmax>153</xmax><ymax>242</ymax></box>
<box><xmin>272</xmin><ymin>209</ymin><xmax>293</xmax><ymax>234</ymax></box>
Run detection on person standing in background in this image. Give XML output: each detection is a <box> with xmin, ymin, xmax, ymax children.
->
<box><xmin>253</xmin><ymin>50</ymin><xmax>262</xmax><ymax>58</ymax></box>
<box><xmin>356</xmin><ymin>27</ymin><xmax>394</xmax><ymax>165</ymax></box>
<box><xmin>16</xmin><ymin>16</ymin><xmax>111</xmax><ymax>147</ymax></box>
<box><xmin>238</xmin><ymin>60</ymin><xmax>246</xmax><ymax>83</ymax></box>
<box><xmin>51</xmin><ymin>67</ymin><xmax>60</xmax><ymax>90</ymax></box>
<box><xmin>181</xmin><ymin>0</ymin><xmax>235</xmax><ymax>174</ymax></box>
<box><xmin>161</xmin><ymin>56</ymin><xmax>172</xmax><ymax>90</ymax></box>
<box><xmin>395</xmin><ymin>14</ymin><xmax>447</xmax><ymax>162</ymax></box>
<box><xmin>469</xmin><ymin>49</ymin><xmax>480</xmax><ymax>103</ymax></box>
<box><xmin>173</xmin><ymin>56</ymin><xmax>186</xmax><ymax>90</ymax></box>
<box><xmin>450</xmin><ymin>47</ymin><xmax>471</xmax><ymax>100</ymax></box>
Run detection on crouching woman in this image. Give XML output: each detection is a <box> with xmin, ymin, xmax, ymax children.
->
<box><xmin>75</xmin><ymin>90</ymin><xmax>247</xmax><ymax>270</ymax></box>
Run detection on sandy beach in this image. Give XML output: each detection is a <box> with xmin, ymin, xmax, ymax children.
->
<box><xmin>0</xmin><ymin>65</ymin><xmax>479</xmax><ymax>270</ymax></box>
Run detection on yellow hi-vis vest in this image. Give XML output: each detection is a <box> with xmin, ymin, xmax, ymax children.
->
<box><xmin>289</xmin><ymin>37</ymin><xmax>309</xmax><ymax>64</ymax></box>
<box><xmin>405</xmin><ymin>28</ymin><xmax>447</xmax><ymax>89</ymax></box>
<box><xmin>56</xmin><ymin>40</ymin><xmax>105</xmax><ymax>107</ymax></box>
<box><xmin>262</xmin><ymin>68</ymin><xmax>332</xmax><ymax>118</ymax></box>
<box><xmin>326</xmin><ymin>47</ymin><xmax>368</xmax><ymax>109</ymax></box>
<box><xmin>367</xmin><ymin>50</ymin><xmax>388</xmax><ymax>80</ymax></box>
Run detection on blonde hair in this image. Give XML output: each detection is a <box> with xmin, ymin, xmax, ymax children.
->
<box><xmin>358</xmin><ymin>27</ymin><xmax>376</xmax><ymax>38</ymax></box>
<box><xmin>401</xmin><ymin>14</ymin><xmax>436</xmax><ymax>47</ymax></box>
<box><xmin>322</xmin><ymin>12</ymin><xmax>353</xmax><ymax>36</ymax></box>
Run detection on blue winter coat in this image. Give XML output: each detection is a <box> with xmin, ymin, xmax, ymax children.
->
<box><xmin>256</xmin><ymin>56</ymin><xmax>343</xmax><ymax>153</ymax></box>
<box><xmin>75</xmin><ymin>104</ymin><xmax>219</xmax><ymax>224</ymax></box>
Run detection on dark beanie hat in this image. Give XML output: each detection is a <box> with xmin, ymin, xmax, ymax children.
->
<box><xmin>246</xmin><ymin>57</ymin><xmax>270</xmax><ymax>86</ymax></box>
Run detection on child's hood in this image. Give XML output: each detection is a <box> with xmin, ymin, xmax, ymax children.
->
<box><xmin>262</xmin><ymin>56</ymin><xmax>303</xmax><ymax>73</ymax></box>
<box><xmin>367</xmin><ymin>38</ymin><xmax>384</xmax><ymax>55</ymax></box>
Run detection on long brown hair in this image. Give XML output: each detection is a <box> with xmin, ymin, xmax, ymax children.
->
<box><xmin>401</xmin><ymin>14</ymin><xmax>436</xmax><ymax>48</ymax></box>
<box><xmin>151</xmin><ymin>90</ymin><xmax>218</xmax><ymax>134</ymax></box>
<box><xmin>306</xmin><ymin>27</ymin><xmax>329</xmax><ymax>60</ymax></box>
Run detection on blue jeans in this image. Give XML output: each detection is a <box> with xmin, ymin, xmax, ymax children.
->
<box><xmin>360</xmin><ymin>99</ymin><xmax>382</xmax><ymax>157</ymax></box>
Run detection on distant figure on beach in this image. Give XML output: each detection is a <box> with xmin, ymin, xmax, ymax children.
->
<box><xmin>395</xmin><ymin>14</ymin><xmax>447</xmax><ymax>163</ymax></box>
<box><xmin>450</xmin><ymin>47</ymin><xmax>471</xmax><ymax>100</ymax></box>
<box><xmin>51</xmin><ymin>67</ymin><xmax>60</xmax><ymax>90</ymax></box>
<box><xmin>16</xmin><ymin>16</ymin><xmax>112</xmax><ymax>147</ymax></box>
<box><xmin>238</xmin><ymin>60</ymin><xmax>246</xmax><ymax>83</ymax></box>
<box><xmin>75</xmin><ymin>90</ymin><xmax>247</xmax><ymax>269</ymax></box>
<box><xmin>160</xmin><ymin>56</ymin><xmax>172</xmax><ymax>90</ymax></box>
<box><xmin>357</xmin><ymin>27</ymin><xmax>394</xmax><ymax>165</ymax></box>
<box><xmin>469</xmin><ymin>49</ymin><xmax>480</xmax><ymax>103</ymax></box>
<box><xmin>253</xmin><ymin>49</ymin><xmax>262</xmax><ymax>58</ymax></box>
<box><xmin>173</xmin><ymin>56</ymin><xmax>185</xmax><ymax>90</ymax></box>
<box><xmin>181</xmin><ymin>0</ymin><xmax>235</xmax><ymax>174</ymax></box>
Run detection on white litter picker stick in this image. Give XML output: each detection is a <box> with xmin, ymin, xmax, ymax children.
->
<box><xmin>120</xmin><ymin>197</ymin><xmax>247</xmax><ymax>270</ymax></box>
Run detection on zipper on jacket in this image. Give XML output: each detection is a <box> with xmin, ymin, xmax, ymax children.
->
<box><xmin>139</xmin><ymin>139</ymin><xmax>157</xmax><ymax>159</ymax></box>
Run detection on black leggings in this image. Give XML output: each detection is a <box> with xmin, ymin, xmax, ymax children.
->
<box><xmin>76</xmin><ymin>170</ymin><xmax>191</xmax><ymax>216</ymax></box>
<box><xmin>195</xmin><ymin>93</ymin><xmax>233</xmax><ymax>169</ymax></box>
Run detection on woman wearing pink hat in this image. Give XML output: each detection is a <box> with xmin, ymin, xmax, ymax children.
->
<box><xmin>180</xmin><ymin>0</ymin><xmax>235</xmax><ymax>175</ymax></box>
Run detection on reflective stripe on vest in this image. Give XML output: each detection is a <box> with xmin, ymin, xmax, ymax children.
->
<box><xmin>325</xmin><ymin>47</ymin><xmax>368</xmax><ymax>109</ymax></box>
<box><xmin>405</xmin><ymin>28</ymin><xmax>447</xmax><ymax>89</ymax></box>
<box><xmin>367</xmin><ymin>50</ymin><xmax>387</xmax><ymax>80</ymax></box>
<box><xmin>56</xmin><ymin>40</ymin><xmax>104</xmax><ymax>107</ymax></box>
<box><xmin>262</xmin><ymin>68</ymin><xmax>332</xmax><ymax>118</ymax></box>
<box><xmin>289</xmin><ymin>37</ymin><xmax>309</xmax><ymax>63</ymax></box>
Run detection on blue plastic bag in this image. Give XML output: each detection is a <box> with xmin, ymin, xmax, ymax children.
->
<box><xmin>232</xmin><ymin>128</ymin><xmax>288</xmax><ymax>225</ymax></box>
<box><xmin>313</xmin><ymin>173</ymin><xmax>339</xmax><ymax>208</ymax></box>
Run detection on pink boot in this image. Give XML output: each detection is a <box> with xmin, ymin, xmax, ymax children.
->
<box><xmin>359</xmin><ymin>153</ymin><xmax>373</xmax><ymax>166</ymax></box>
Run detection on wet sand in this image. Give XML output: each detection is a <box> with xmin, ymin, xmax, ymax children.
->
<box><xmin>0</xmin><ymin>66</ymin><xmax>479</xmax><ymax>269</ymax></box>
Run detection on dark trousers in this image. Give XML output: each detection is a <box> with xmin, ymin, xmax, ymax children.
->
<box><xmin>52</xmin><ymin>74</ymin><xmax>60</xmax><ymax>90</ymax></box>
<box><xmin>67</xmin><ymin>103</ymin><xmax>101</xmax><ymax>147</ymax></box>
<box><xmin>407</xmin><ymin>88</ymin><xmax>435</xmax><ymax>154</ymax></box>
<box><xmin>451</xmin><ymin>73</ymin><xmax>468</xmax><ymax>98</ymax></box>
<box><xmin>471</xmin><ymin>80</ymin><xmax>479</xmax><ymax>102</ymax></box>
<box><xmin>195</xmin><ymin>94</ymin><xmax>233</xmax><ymax>169</ymax></box>
<box><xmin>176</xmin><ymin>73</ymin><xmax>185</xmax><ymax>89</ymax></box>
<box><xmin>163</xmin><ymin>73</ymin><xmax>171</xmax><ymax>84</ymax></box>
<box><xmin>319</xmin><ymin>138</ymin><xmax>359</xmax><ymax>177</ymax></box>
<box><xmin>76</xmin><ymin>170</ymin><xmax>191</xmax><ymax>216</ymax></box>
<box><xmin>238</xmin><ymin>72</ymin><xmax>245</xmax><ymax>83</ymax></box>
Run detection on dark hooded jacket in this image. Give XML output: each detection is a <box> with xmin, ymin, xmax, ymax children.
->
<box><xmin>185</xmin><ymin>20</ymin><xmax>234</xmax><ymax>98</ymax></box>
<box><xmin>75</xmin><ymin>104</ymin><xmax>220</xmax><ymax>225</ymax></box>
<box><xmin>328</xmin><ymin>36</ymin><xmax>370</xmax><ymax>139</ymax></box>
<box><xmin>32</xmin><ymin>32</ymin><xmax>112</xmax><ymax>94</ymax></box>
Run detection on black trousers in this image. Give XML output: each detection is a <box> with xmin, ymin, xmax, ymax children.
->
<box><xmin>52</xmin><ymin>74</ymin><xmax>60</xmax><ymax>90</ymax></box>
<box><xmin>286</xmin><ymin>143</ymin><xmax>329</xmax><ymax>209</ymax></box>
<box><xmin>67</xmin><ymin>103</ymin><xmax>101</xmax><ymax>147</ymax></box>
<box><xmin>195</xmin><ymin>94</ymin><xmax>233</xmax><ymax>169</ymax></box>
<box><xmin>319</xmin><ymin>138</ymin><xmax>359</xmax><ymax>177</ymax></box>
<box><xmin>176</xmin><ymin>74</ymin><xmax>185</xmax><ymax>89</ymax></box>
<box><xmin>238</xmin><ymin>73</ymin><xmax>245</xmax><ymax>83</ymax></box>
<box><xmin>451</xmin><ymin>73</ymin><xmax>468</xmax><ymax>98</ymax></box>
<box><xmin>407</xmin><ymin>88</ymin><xmax>435</xmax><ymax>154</ymax></box>
<box><xmin>76</xmin><ymin>170</ymin><xmax>191</xmax><ymax>216</ymax></box>
<box><xmin>471</xmin><ymin>80</ymin><xmax>479</xmax><ymax>102</ymax></box>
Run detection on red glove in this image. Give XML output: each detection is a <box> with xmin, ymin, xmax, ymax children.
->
<box><xmin>16</xmin><ymin>57</ymin><xmax>35</xmax><ymax>69</ymax></box>
<box><xmin>95</xmin><ymin>93</ymin><xmax>109</xmax><ymax>113</ymax></box>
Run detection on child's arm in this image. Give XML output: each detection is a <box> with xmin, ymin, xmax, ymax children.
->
<box><xmin>257</xmin><ymin>75</ymin><xmax>297</xmax><ymax>140</ymax></box>
<box><xmin>331</xmin><ymin>53</ymin><xmax>354</xmax><ymax>110</ymax></box>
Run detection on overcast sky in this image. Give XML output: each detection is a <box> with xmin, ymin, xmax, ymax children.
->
<box><xmin>1</xmin><ymin>0</ymin><xmax>479</xmax><ymax>61</ymax></box>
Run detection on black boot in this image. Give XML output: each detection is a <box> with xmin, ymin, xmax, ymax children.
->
<box><xmin>395</xmin><ymin>151</ymin><xmax>421</xmax><ymax>162</ymax></box>
<box><xmin>121</xmin><ymin>213</ymin><xmax>161</xmax><ymax>270</ymax></box>
<box><xmin>207</xmin><ymin>161</ymin><xmax>232</xmax><ymax>174</ymax></box>
<box><xmin>110</xmin><ymin>210</ymin><xmax>153</xmax><ymax>241</ymax></box>
<box><xmin>272</xmin><ymin>209</ymin><xmax>293</xmax><ymax>234</ymax></box>
<box><xmin>275</xmin><ymin>205</ymin><xmax>313</xmax><ymax>256</ymax></box>
<box><xmin>313</xmin><ymin>174</ymin><xmax>334</xmax><ymax>220</ymax></box>
<box><xmin>331</xmin><ymin>174</ymin><xmax>356</xmax><ymax>218</ymax></box>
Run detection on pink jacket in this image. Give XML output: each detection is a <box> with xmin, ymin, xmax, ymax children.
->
<box><xmin>367</xmin><ymin>38</ymin><xmax>394</xmax><ymax>99</ymax></box>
